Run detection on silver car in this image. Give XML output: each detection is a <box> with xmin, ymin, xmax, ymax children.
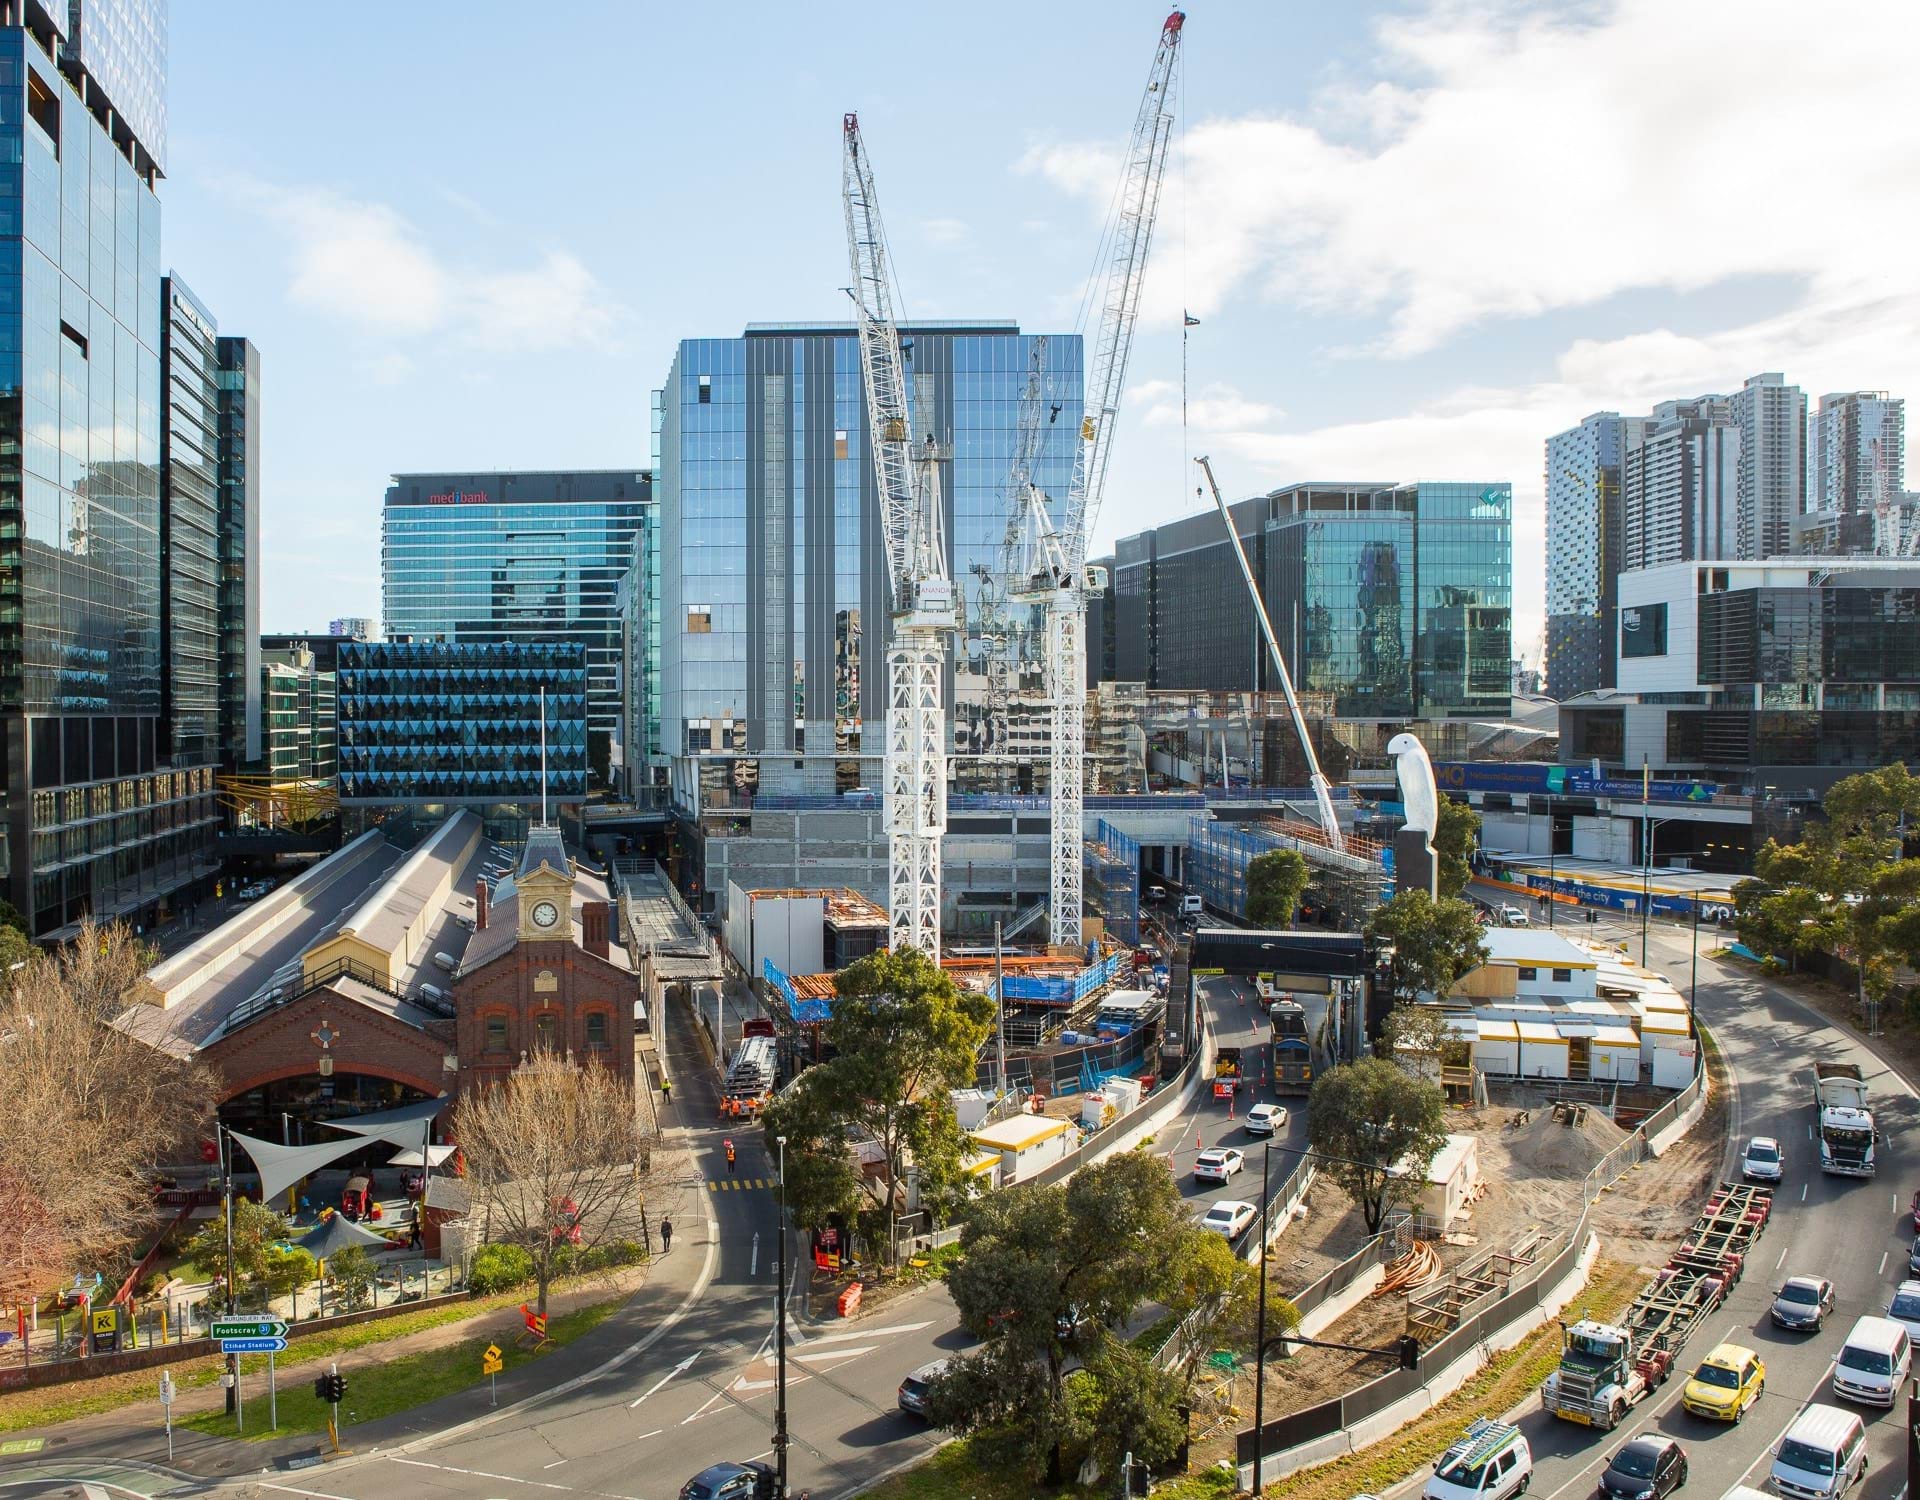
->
<box><xmin>897</xmin><ymin>1358</ymin><xmax>949</xmax><ymax>1416</ymax></box>
<box><xmin>1770</xmin><ymin>1274</ymin><xmax>1834</xmax><ymax>1331</ymax></box>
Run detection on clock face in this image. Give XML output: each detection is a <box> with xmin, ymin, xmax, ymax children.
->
<box><xmin>531</xmin><ymin>900</ymin><xmax>560</xmax><ymax>930</ymax></box>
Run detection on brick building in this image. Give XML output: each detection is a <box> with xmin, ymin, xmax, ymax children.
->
<box><xmin>454</xmin><ymin>826</ymin><xmax>637</xmax><ymax>1093</ymax></box>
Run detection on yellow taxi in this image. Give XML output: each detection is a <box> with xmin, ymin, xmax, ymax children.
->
<box><xmin>1681</xmin><ymin>1342</ymin><xmax>1765</xmax><ymax>1421</ymax></box>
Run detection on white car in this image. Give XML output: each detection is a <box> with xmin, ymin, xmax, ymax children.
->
<box><xmin>1193</xmin><ymin>1147</ymin><xmax>1245</xmax><ymax>1183</ymax></box>
<box><xmin>1499</xmin><ymin>904</ymin><xmax>1529</xmax><ymax>927</ymax></box>
<box><xmin>1200</xmin><ymin>1200</ymin><xmax>1256</xmax><ymax>1239</ymax></box>
<box><xmin>1245</xmin><ymin>1103</ymin><xmax>1288</xmax><ymax>1137</ymax></box>
<box><xmin>1887</xmin><ymin>1281</ymin><xmax>1920</xmax><ymax>1343</ymax></box>
<box><xmin>1741</xmin><ymin>1134</ymin><xmax>1784</xmax><ymax>1181</ymax></box>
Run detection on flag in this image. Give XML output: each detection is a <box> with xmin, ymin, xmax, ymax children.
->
<box><xmin>1183</xmin><ymin>312</ymin><xmax>1201</xmax><ymax>327</ymax></box>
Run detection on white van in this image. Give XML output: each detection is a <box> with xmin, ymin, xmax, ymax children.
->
<box><xmin>1423</xmin><ymin>1419</ymin><xmax>1532</xmax><ymax>1500</ymax></box>
<box><xmin>432</xmin><ymin>951</ymin><xmax>458</xmax><ymax>972</ymax></box>
<box><xmin>1770</xmin><ymin>1403</ymin><xmax>1867</xmax><ymax>1499</ymax></box>
<box><xmin>419</xmin><ymin>982</ymin><xmax>448</xmax><ymax>1006</ymax></box>
<box><xmin>1831</xmin><ymin>1313</ymin><xmax>1910</xmax><ymax>1406</ymax></box>
<box><xmin>1180</xmin><ymin>893</ymin><xmax>1204</xmax><ymax>916</ymax></box>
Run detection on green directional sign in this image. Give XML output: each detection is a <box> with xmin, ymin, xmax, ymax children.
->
<box><xmin>211</xmin><ymin>1318</ymin><xmax>288</xmax><ymax>1340</ymax></box>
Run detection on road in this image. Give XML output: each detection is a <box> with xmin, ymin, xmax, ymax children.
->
<box><xmin>1380</xmin><ymin>913</ymin><xmax>1919</xmax><ymax>1500</ymax></box>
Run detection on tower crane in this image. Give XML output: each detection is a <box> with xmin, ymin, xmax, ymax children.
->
<box><xmin>842</xmin><ymin>113</ymin><xmax>954</xmax><ymax>960</ymax></box>
<box><xmin>977</xmin><ymin>335</ymin><xmax>1052</xmax><ymax>759</ymax></box>
<box><xmin>1196</xmin><ymin>455</ymin><xmax>1345</xmax><ymax>851</ymax></box>
<box><xmin>1012</xmin><ymin>9</ymin><xmax>1185</xmax><ymax>948</ymax></box>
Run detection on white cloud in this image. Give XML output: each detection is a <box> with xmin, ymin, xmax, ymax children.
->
<box><xmin>1029</xmin><ymin>0</ymin><xmax>1920</xmax><ymax>353</ymax></box>
<box><xmin>232</xmin><ymin>179</ymin><xmax>621</xmax><ymax>352</ymax></box>
<box><xmin>920</xmin><ymin>217</ymin><xmax>970</xmax><ymax>248</ymax></box>
<box><xmin>1130</xmin><ymin>378</ymin><xmax>1283</xmax><ymax>430</ymax></box>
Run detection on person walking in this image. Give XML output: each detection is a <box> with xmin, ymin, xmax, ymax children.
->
<box><xmin>661</xmin><ymin>1076</ymin><xmax>672</xmax><ymax>1107</ymax></box>
<box><xmin>660</xmin><ymin>1217</ymin><xmax>673</xmax><ymax>1254</ymax></box>
<box><xmin>724</xmin><ymin>1139</ymin><xmax>737</xmax><ymax>1174</ymax></box>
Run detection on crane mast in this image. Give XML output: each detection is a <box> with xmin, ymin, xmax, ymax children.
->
<box><xmin>1025</xmin><ymin>9</ymin><xmax>1185</xmax><ymax>948</ymax></box>
<box><xmin>843</xmin><ymin>113</ymin><xmax>953</xmax><ymax>959</ymax></box>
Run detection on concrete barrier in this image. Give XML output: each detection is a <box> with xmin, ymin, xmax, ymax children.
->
<box><xmin>140</xmin><ymin>829</ymin><xmax>390</xmax><ymax>1010</ymax></box>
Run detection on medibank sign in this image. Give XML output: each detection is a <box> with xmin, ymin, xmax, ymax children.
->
<box><xmin>427</xmin><ymin>490</ymin><xmax>491</xmax><ymax>505</ymax></box>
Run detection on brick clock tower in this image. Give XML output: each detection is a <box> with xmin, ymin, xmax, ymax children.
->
<box><xmin>454</xmin><ymin>827</ymin><xmax>636</xmax><ymax>1094</ymax></box>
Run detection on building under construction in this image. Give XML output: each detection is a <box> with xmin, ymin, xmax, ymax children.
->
<box><xmin>1186</xmin><ymin>815</ymin><xmax>1391</xmax><ymax>928</ymax></box>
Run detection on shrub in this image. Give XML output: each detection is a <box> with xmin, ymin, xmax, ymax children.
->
<box><xmin>144</xmin><ymin>1270</ymin><xmax>172</xmax><ymax>1298</ymax></box>
<box><xmin>469</xmin><ymin>1242</ymin><xmax>535</xmax><ymax>1294</ymax></box>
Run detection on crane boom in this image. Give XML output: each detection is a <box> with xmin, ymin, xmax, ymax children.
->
<box><xmin>1028</xmin><ymin>9</ymin><xmax>1184</xmax><ymax>948</ymax></box>
<box><xmin>1195</xmin><ymin>455</ymin><xmax>1345</xmax><ymax>852</ymax></box>
<box><xmin>843</xmin><ymin>113</ymin><xmax>953</xmax><ymax>958</ymax></box>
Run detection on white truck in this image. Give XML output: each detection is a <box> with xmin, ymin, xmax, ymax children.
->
<box><xmin>1814</xmin><ymin>1062</ymin><xmax>1876</xmax><ymax>1176</ymax></box>
<box><xmin>721</xmin><ymin>1033</ymin><xmax>778</xmax><ymax>1120</ymax></box>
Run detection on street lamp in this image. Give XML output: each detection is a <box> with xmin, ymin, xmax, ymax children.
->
<box><xmin>1251</xmin><ymin>1141</ymin><xmax>1271</xmax><ymax>1494</ymax></box>
<box><xmin>774</xmin><ymin>1135</ymin><xmax>790</xmax><ymax>1500</ymax></box>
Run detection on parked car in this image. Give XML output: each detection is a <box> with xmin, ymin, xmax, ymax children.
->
<box><xmin>1199</xmin><ymin>1200</ymin><xmax>1256</xmax><ymax>1239</ymax></box>
<box><xmin>1245</xmin><ymin>1103</ymin><xmax>1288</xmax><ymax>1137</ymax></box>
<box><xmin>1741</xmin><ymin>1135</ymin><xmax>1784</xmax><ymax>1182</ymax></box>
<box><xmin>678</xmin><ymin>1461</ymin><xmax>774</xmax><ymax>1500</ymax></box>
<box><xmin>1681</xmin><ymin>1342</ymin><xmax>1765</xmax><ymax>1422</ymax></box>
<box><xmin>897</xmin><ymin>1358</ymin><xmax>950</xmax><ymax>1417</ymax></box>
<box><xmin>1598</xmin><ymin>1434</ymin><xmax>1688</xmax><ymax>1499</ymax></box>
<box><xmin>1194</xmin><ymin>1148</ymin><xmax>1245</xmax><ymax>1184</ymax></box>
<box><xmin>1773</xmin><ymin>1275</ymin><xmax>1836</xmax><ymax>1332</ymax></box>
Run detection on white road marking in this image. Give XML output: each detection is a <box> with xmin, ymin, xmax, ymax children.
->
<box><xmin>390</xmin><ymin>1458</ymin><xmax>573</xmax><ymax>1493</ymax></box>
<box><xmin>543</xmin><ymin>1461</ymin><xmax>568</xmax><ymax>1470</ymax></box>
<box><xmin>751</xmin><ymin>1233</ymin><xmax>759</xmax><ymax>1277</ymax></box>
<box><xmin>632</xmin><ymin>1429</ymin><xmax>661</xmax><ymax>1442</ymax></box>
<box><xmin>627</xmin><ymin>1350</ymin><xmax>700</xmax><ymax>1409</ymax></box>
<box><xmin>1776</xmin><ymin>1246</ymin><xmax>1789</xmax><ymax>1269</ymax></box>
<box><xmin>681</xmin><ymin>1387</ymin><xmax>729</xmax><ymax>1425</ymax></box>
<box><xmin>1802</xmin><ymin>1183</ymin><xmax>1809</xmax><ymax>1201</ymax></box>
<box><xmin>798</xmin><ymin>1319</ymin><xmax>934</xmax><ymax>1346</ymax></box>
<box><xmin>1880</xmin><ymin>1250</ymin><xmax>1890</xmax><ymax>1275</ymax></box>
<box><xmin>794</xmin><ymin>1344</ymin><xmax>878</xmax><ymax>1363</ymax></box>
<box><xmin>260</xmin><ymin>1487</ymin><xmax>358</xmax><ymax>1500</ymax></box>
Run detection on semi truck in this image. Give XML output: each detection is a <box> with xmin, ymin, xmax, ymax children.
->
<box><xmin>1270</xmin><ymin>1000</ymin><xmax>1313</xmax><ymax>1096</ymax></box>
<box><xmin>1543</xmin><ymin>1181</ymin><xmax>1771</xmax><ymax>1429</ymax></box>
<box><xmin>1814</xmin><ymin>1061</ymin><xmax>1876</xmax><ymax>1176</ymax></box>
<box><xmin>721</xmin><ymin>1033</ymin><xmax>778</xmax><ymax>1119</ymax></box>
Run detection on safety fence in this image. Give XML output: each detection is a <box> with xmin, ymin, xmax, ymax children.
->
<box><xmin>1087</xmin><ymin>819</ymin><xmax>1142</xmax><ymax>945</ymax></box>
<box><xmin>974</xmin><ymin>1023</ymin><xmax>1162</xmax><ymax>1097</ymax></box>
<box><xmin>1582</xmin><ymin>1046</ymin><xmax>1708</xmax><ymax>1204</ymax></box>
<box><xmin>1022</xmin><ymin>1025</ymin><xmax>1208</xmax><ymax>1194</ymax></box>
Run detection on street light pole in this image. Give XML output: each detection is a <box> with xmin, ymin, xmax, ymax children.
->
<box><xmin>1546</xmin><ymin>794</ymin><xmax>1555</xmax><ymax>930</ymax></box>
<box><xmin>774</xmin><ymin>1135</ymin><xmax>790</xmax><ymax>1500</ymax></box>
<box><xmin>1689</xmin><ymin>895</ymin><xmax>1700</xmax><ymax>1023</ymax></box>
<box><xmin>1251</xmin><ymin>1140</ymin><xmax>1271</xmax><ymax>1495</ymax></box>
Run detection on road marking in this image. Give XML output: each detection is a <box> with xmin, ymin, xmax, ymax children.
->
<box><xmin>1880</xmin><ymin>1250</ymin><xmax>1890</xmax><ymax>1275</ymax></box>
<box><xmin>627</xmin><ymin>1349</ymin><xmax>699</xmax><ymax>1409</ymax></box>
<box><xmin>799</xmin><ymin>1319</ymin><xmax>935</xmax><ymax>1345</ymax></box>
<box><xmin>1776</xmin><ymin>1246</ymin><xmax>1789</xmax><ymax>1269</ymax></box>
<box><xmin>543</xmin><ymin>1461</ymin><xmax>568</xmax><ymax>1470</ymax></box>
<box><xmin>681</xmin><ymin>1387</ymin><xmax>729</xmax><ymax>1425</ymax></box>
<box><xmin>794</xmin><ymin>1344</ymin><xmax>878</xmax><ymax>1363</ymax></box>
<box><xmin>260</xmin><ymin>1487</ymin><xmax>358</xmax><ymax>1500</ymax></box>
<box><xmin>751</xmin><ymin>1232</ymin><xmax>759</xmax><ymax>1277</ymax></box>
<box><xmin>1802</xmin><ymin>1183</ymin><xmax>1809</xmax><ymax>1201</ymax></box>
<box><xmin>390</xmin><ymin>1458</ymin><xmax>573</xmax><ymax>1493</ymax></box>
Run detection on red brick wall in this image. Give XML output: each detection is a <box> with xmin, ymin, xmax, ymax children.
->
<box><xmin>455</xmin><ymin>939</ymin><xmax>635</xmax><ymax>1094</ymax></box>
<box><xmin>200</xmin><ymin>989</ymin><xmax>454</xmax><ymax>1103</ymax></box>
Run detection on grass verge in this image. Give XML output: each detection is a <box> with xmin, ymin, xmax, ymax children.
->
<box><xmin>0</xmin><ymin>1271</ymin><xmax>638</xmax><ymax>1435</ymax></box>
<box><xmin>180</xmin><ymin>1299</ymin><xmax>622</xmax><ymax>1441</ymax></box>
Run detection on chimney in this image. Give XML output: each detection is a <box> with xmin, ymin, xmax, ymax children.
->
<box><xmin>475</xmin><ymin>878</ymin><xmax>489</xmax><ymax>931</ymax></box>
<box><xmin>583</xmin><ymin>901</ymin><xmax>610</xmax><ymax>960</ymax></box>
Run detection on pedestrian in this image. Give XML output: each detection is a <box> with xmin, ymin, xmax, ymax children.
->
<box><xmin>661</xmin><ymin>1076</ymin><xmax>672</xmax><ymax>1106</ymax></box>
<box><xmin>409</xmin><ymin>1216</ymin><xmax>422</xmax><ymax>1251</ymax></box>
<box><xmin>724</xmin><ymin>1139</ymin><xmax>737</xmax><ymax>1174</ymax></box>
<box><xmin>661</xmin><ymin>1217</ymin><xmax>673</xmax><ymax>1253</ymax></box>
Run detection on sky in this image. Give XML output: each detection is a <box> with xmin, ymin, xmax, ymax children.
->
<box><xmin>161</xmin><ymin>0</ymin><xmax>1920</xmax><ymax>658</ymax></box>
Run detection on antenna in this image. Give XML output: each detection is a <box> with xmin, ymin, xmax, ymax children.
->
<box><xmin>539</xmin><ymin>686</ymin><xmax>548</xmax><ymax>828</ymax></box>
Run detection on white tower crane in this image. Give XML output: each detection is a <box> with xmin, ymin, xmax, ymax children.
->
<box><xmin>1014</xmin><ymin>9</ymin><xmax>1186</xmax><ymax>949</ymax></box>
<box><xmin>842</xmin><ymin>113</ymin><xmax>954</xmax><ymax>959</ymax></box>
<box><xmin>978</xmin><ymin>336</ymin><xmax>1052</xmax><ymax>759</ymax></box>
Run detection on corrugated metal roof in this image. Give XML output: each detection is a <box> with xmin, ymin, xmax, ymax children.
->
<box><xmin>336</xmin><ymin>810</ymin><xmax>482</xmax><ymax>957</ymax></box>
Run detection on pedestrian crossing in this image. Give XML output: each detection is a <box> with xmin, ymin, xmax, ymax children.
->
<box><xmin>707</xmin><ymin>1177</ymin><xmax>772</xmax><ymax>1192</ymax></box>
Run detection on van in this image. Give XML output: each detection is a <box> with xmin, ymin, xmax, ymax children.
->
<box><xmin>1831</xmin><ymin>1314</ymin><xmax>1909</xmax><ymax>1406</ymax></box>
<box><xmin>1423</xmin><ymin>1419</ymin><xmax>1532</xmax><ymax>1500</ymax></box>
<box><xmin>1180</xmin><ymin>893</ymin><xmax>1204</xmax><ymax>916</ymax></box>
<box><xmin>432</xmin><ymin>952</ymin><xmax>457</xmax><ymax>973</ymax></box>
<box><xmin>1770</xmin><ymin>1403</ymin><xmax>1867</xmax><ymax>1499</ymax></box>
<box><xmin>419</xmin><ymin>982</ymin><xmax>448</xmax><ymax>1006</ymax></box>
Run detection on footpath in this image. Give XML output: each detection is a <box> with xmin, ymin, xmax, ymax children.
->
<box><xmin>3</xmin><ymin>1013</ymin><xmax>718</xmax><ymax>1489</ymax></box>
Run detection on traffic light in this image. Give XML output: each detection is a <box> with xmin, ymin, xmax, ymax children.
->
<box><xmin>311</xmin><ymin>1375</ymin><xmax>330</xmax><ymax>1401</ymax></box>
<box><xmin>1397</xmin><ymin>1334</ymin><xmax>1420</xmax><ymax>1371</ymax></box>
<box><xmin>314</xmin><ymin>1371</ymin><xmax>347</xmax><ymax>1403</ymax></box>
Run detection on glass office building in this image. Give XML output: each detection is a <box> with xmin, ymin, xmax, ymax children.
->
<box><xmin>159</xmin><ymin>274</ymin><xmax>218</xmax><ymax>768</ymax></box>
<box><xmin>381</xmin><ymin>469</ymin><xmax>647</xmax><ymax>778</ymax></box>
<box><xmin>215</xmin><ymin>334</ymin><xmax>259</xmax><ymax>768</ymax></box>
<box><xmin>1269</xmin><ymin>481</ymin><xmax>1513</xmax><ymax>719</ymax></box>
<box><xmin>653</xmin><ymin>323</ymin><xmax>1081</xmax><ymax>805</ymax></box>
<box><xmin>0</xmin><ymin>3</ymin><xmax>221</xmax><ymax>935</ymax></box>
<box><xmin>335</xmin><ymin>639</ymin><xmax>588</xmax><ymax>838</ymax></box>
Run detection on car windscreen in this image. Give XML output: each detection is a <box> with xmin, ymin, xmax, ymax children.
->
<box><xmin>1609</xmin><ymin>1448</ymin><xmax>1658</xmax><ymax>1478</ymax></box>
<box><xmin>1436</xmin><ymin>1458</ymin><xmax>1487</xmax><ymax>1487</ymax></box>
<box><xmin>1839</xmin><ymin>1343</ymin><xmax>1893</xmax><ymax>1375</ymax></box>
<box><xmin>1780</xmin><ymin>1283</ymin><xmax>1820</xmax><ymax>1304</ymax></box>
<box><xmin>1691</xmin><ymin>1363</ymin><xmax>1740</xmax><ymax>1388</ymax></box>
<box><xmin>1779</xmin><ymin>1440</ymin><xmax>1836</xmax><ymax>1475</ymax></box>
<box><xmin>1892</xmin><ymin>1293</ymin><xmax>1920</xmax><ymax>1320</ymax></box>
<box><xmin>1747</xmin><ymin>1142</ymin><xmax>1779</xmax><ymax>1161</ymax></box>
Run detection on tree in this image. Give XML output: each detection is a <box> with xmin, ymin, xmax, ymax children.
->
<box><xmin>762</xmin><ymin>947</ymin><xmax>992</xmax><ymax>1260</ymax></box>
<box><xmin>185</xmin><ymin>1198</ymin><xmax>301</xmax><ymax>1307</ymax></box>
<box><xmin>1366</xmin><ymin>890</ymin><xmax>1489</xmax><ymax>1002</ymax></box>
<box><xmin>1433</xmin><ymin>794</ymin><xmax>1481</xmax><ymax>898</ymax></box>
<box><xmin>1079</xmin><ymin>1340</ymin><xmax>1190</xmax><ymax>1484</ymax></box>
<box><xmin>325</xmin><ymin>1244</ymin><xmax>376</xmax><ymax>1311</ymax></box>
<box><xmin>1153</xmin><ymin>1224</ymin><xmax>1300</xmax><ymax>1396</ymax></box>
<box><xmin>936</xmin><ymin>1152</ymin><xmax>1202</xmax><ymax>1484</ymax></box>
<box><xmin>1245</xmin><ymin>849</ymin><xmax>1311</xmax><ymax>927</ymax></box>
<box><xmin>0</xmin><ymin>898</ymin><xmax>28</xmax><ymax>936</ymax></box>
<box><xmin>1306</xmin><ymin>1057</ymin><xmax>1447</xmax><ymax>1234</ymax></box>
<box><xmin>0</xmin><ymin>925</ymin><xmax>31</xmax><ymax>978</ymax></box>
<box><xmin>450</xmin><ymin>1054</ymin><xmax>653</xmax><ymax>1316</ymax></box>
<box><xmin>0</xmin><ymin>920</ymin><xmax>210</xmax><ymax>1306</ymax></box>
<box><xmin>1380</xmin><ymin>1002</ymin><xmax>1455</xmax><ymax>1078</ymax></box>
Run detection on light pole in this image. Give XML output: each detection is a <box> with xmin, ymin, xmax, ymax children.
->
<box><xmin>1251</xmin><ymin>1140</ymin><xmax>1272</xmax><ymax>1494</ymax></box>
<box><xmin>774</xmin><ymin>1135</ymin><xmax>790</xmax><ymax>1500</ymax></box>
<box><xmin>1545</xmin><ymin>794</ymin><xmax>1556</xmax><ymax>930</ymax></box>
<box><xmin>1688</xmin><ymin>895</ymin><xmax>1700</xmax><ymax>1023</ymax></box>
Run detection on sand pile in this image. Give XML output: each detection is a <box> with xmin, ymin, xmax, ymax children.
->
<box><xmin>1501</xmin><ymin>1103</ymin><xmax>1630</xmax><ymax>1179</ymax></box>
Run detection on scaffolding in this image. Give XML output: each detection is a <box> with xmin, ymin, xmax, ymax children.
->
<box><xmin>1185</xmin><ymin>816</ymin><xmax>1390</xmax><ymax>926</ymax></box>
<box><xmin>216</xmin><ymin>774</ymin><xmax>339</xmax><ymax>831</ymax></box>
<box><xmin>1085</xmin><ymin>818</ymin><xmax>1141</xmax><ymax>944</ymax></box>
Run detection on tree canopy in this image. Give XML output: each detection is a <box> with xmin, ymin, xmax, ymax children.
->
<box><xmin>1433</xmin><ymin>793</ymin><xmax>1481</xmax><ymax>898</ymax></box>
<box><xmin>1245</xmin><ymin>849</ymin><xmax>1311</xmax><ymax>927</ymax></box>
<box><xmin>1306</xmin><ymin>1056</ymin><xmax>1447</xmax><ymax>1233</ymax></box>
<box><xmin>933</xmin><ymin>1151</ymin><xmax>1205</xmax><ymax>1483</ymax></box>
<box><xmin>761</xmin><ymin>947</ymin><xmax>993</xmax><ymax>1258</ymax></box>
<box><xmin>1365</xmin><ymin>889</ymin><xmax>1489</xmax><ymax>1002</ymax></box>
<box><xmin>1735</xmin><ymin>763</ymin><xmax>1920</xmax><ymax>1007</ymax></box>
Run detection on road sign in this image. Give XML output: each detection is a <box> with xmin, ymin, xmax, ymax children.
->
<box><xmin>481</xmin><ymin>1354</ymin><xmax>503</xmax><ymax>1375</ymax></box>
<box><xmin>483</xmin><ymin>1343</ymin><xmax>502</xmax><ymax>1362</ymax></box>
<box><xmin>159</xmin><ymin>1372</ymin><xmax>176</xmax><ymax>1405</ymax></box>
<box><xmin>220</xmin><ymin>1336</ymin><xmax>288</xmax><ymax>1354</ymax></box>
<box><xmin>212</xmin><ymin>1319</ymin><xmax>288</xmax><ymax>1340</ymax></box>
<box><xmin>0</xmin><ymin>1439</ymin><xmax>46</xmax><ymax>1455</ymax></box>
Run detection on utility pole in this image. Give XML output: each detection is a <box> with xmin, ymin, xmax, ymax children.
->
<box><xmin>774</xmin><ymin>1136</ymin><xmax>790</xmax><ymax>1499</ymax></box>
<box><xmin>993</xmin><ymin>920</ymin><xmax>1008</xmax><ymax>1095</ymax></box>
<box><xmin>1251</xmin><ymin>1141</ymin><xmax>1271</xmax><ymax>1494</ymax></box>
<box><xmin>220</xmin><ymin>1124</ymin><xmax>236</xmax><ymax>1416</ymax></box>
<box><xmin>1639</xmin><ymin>755</ymin><xmax>1653</xmax><ymax>967</ymax></box>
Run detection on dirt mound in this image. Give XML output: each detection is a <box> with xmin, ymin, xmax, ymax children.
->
<box><xmin>1486</xmin><ymin>1102</ymin><xmax>1629</xmax><ymax>1180</ymax></box>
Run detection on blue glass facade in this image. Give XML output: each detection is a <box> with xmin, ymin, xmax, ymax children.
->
<box><xmin>653</xmin><ymin>323</ymin><xmax>1082</xmax><ymax>801</ymax></box>
<box><xmin>159</xmin><ymin>274</ymin><xmax>218</xmax><ymax>768</ymax></box>
<box><xmin>381</xmin><ymin>470</ymin><xmax>647</xmax><ymax>772</ymax></box>
<box><xmin>0</xmin><ymin>9</ymin><xmax>214</xmax><ymax>935</ymax></box>
<box><xmin>335</xmin><ymin>640</ymin><xmax>588</xmax><ymax>832</ymax></box>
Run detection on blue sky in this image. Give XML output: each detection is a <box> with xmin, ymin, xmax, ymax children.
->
<box><xmin>162</xmin><ymin>1</ymin><xmax>1917</xmax><ymax>656</ymax></box>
